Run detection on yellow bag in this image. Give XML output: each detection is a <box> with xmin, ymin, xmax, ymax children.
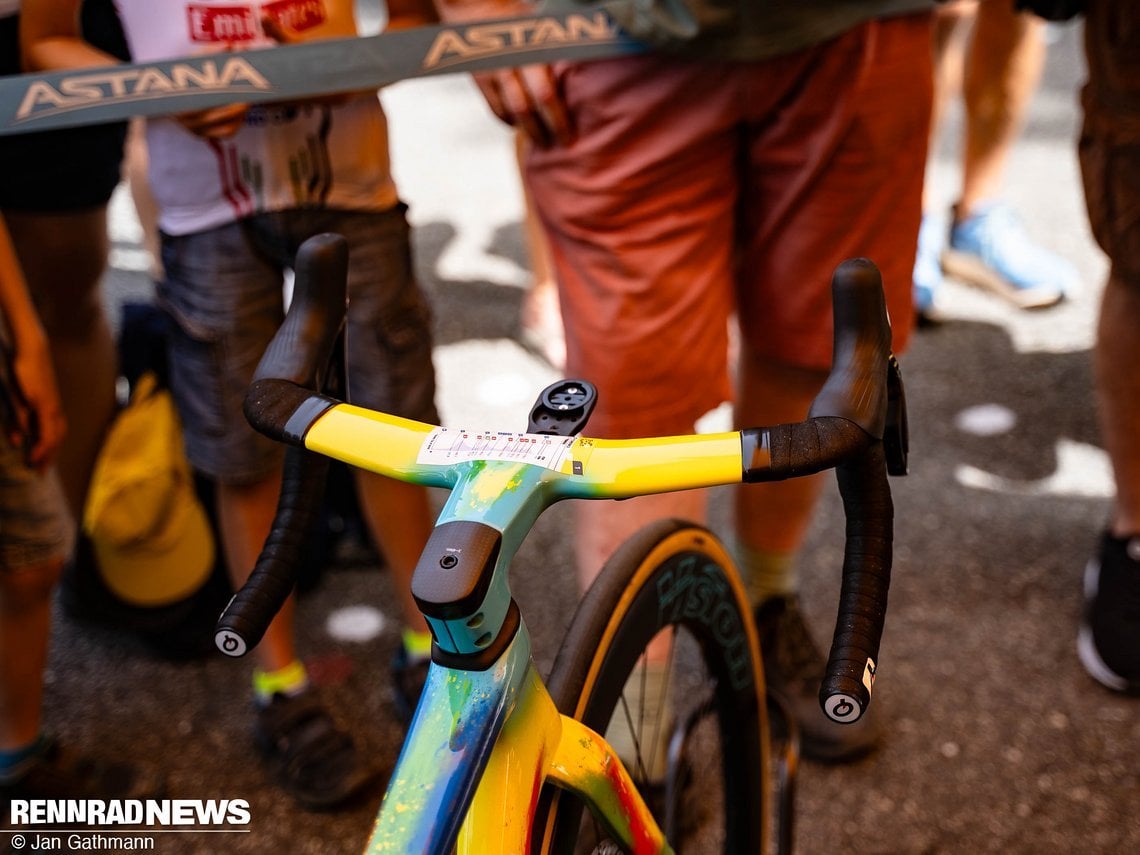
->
<box><xmin>82</xmin><ymin>372</ymin><xmax>214</xmax><ymax>607</ymax></box>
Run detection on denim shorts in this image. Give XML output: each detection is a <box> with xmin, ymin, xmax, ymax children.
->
<box><xmin>0</xmin><ymin>437</ymin><xmax>74</xmax><ymax>572</ymax></box>
<box><xmin>158</xmin><ymin>206</ymin><xmax>438</xmax><ymax>485</ymax></box>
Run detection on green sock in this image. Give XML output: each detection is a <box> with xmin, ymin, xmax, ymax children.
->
<box><xmin>252</xmin><ymin>660</ymin><xmax>309</xmax><ymax>706</ymax></box>
<box><xmin>402</xmin><ymin>628</ymin><xmax>433</xmax><ymax>662</ymax></box>
<box><xmin>733</xmin><ymin>540</ymin><xmax>798</xmax><ymax>607</ymax></box>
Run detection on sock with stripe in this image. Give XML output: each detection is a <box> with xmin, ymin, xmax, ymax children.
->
<box><xmin>253</xmin><ymin>660</ymin><xmax>310</xmax><ymax>707</ymax></box>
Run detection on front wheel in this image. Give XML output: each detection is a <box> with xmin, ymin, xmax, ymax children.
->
<box><xmin>534</xmin><ymin>519</ymin><xmax>769</xmax><ymax>854</ymax></box>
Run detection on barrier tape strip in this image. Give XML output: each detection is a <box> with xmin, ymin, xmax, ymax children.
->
<box><xmin>0</xmin><ymin>8</ymin><xmax>644</xmax><ymax>136</ymax></box>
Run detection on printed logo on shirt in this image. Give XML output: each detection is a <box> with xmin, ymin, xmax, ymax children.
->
<box><xmin>188</xmin><ymin>0</ymin><xmax>327</xmax><ymax>43</ymax></box>
<box><xmin>262</xmin><ymin>0</ymin><xmax>327</xmax><ymax>33</ymax></box>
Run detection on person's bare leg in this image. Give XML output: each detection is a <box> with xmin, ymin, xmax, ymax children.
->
<box><xmin>1077</xmin><ymin>273</ymin><xmax>1140</xmax><ymax>692</ymax></box>
<box><xmin>354</xmin><ymin>471</ymin><xmax>434</xmax><ymax>635</ymax></box>
<box><xmin>930</xmin><ymin>0</ymin><xmax>978</xmax><ymax>150</ymax></box>
<box><xmin>733</xmin><ymin>355</ymin><xmax>828</xmax><ymax>582</ymax></box>
<box><xmin>0</xmin><ymin>560</ymin><xmax>60</xmax><ymax>749</ymax></box>
<box><xmin>4</xmin><ymin>209</ymin><xmax>116</xmax><ymax>520</ymax></box>
<box><xmin>574</xmin><ymin>487</ymin><xmax>707</xmax><ymax>775</ymax></box>
<box><xmin>916</xmin><ymin>0</ymin><xmax>977</xmax><ymax>316</ymax></box>
<box><xmin>516</xmin><ymin>131</ymin><xmax>565</xmax><ymax>370</ymax></box>
<box><xmin>957</xmin><ymin>0</ymin><xmax>1046</xmax><ymax>218</ymax></box>
<box><xmin>1095</xmin><ymin>276</ymin><xmax>1140</xmax><ymax>537</ymax></box>
<box><xmin>125</xmin><ymin>119</ymin><xmax>163</xmax><ymax>282</ymax></box>
<box><xmin>215</xmin><ymin>472</ymin><xmax>298</xmax><ymax>673</ymax></box>
<box><xmin>574</xmin><ymin>490</ymin><xmax>708</xmax><ymax>593</ymax></box>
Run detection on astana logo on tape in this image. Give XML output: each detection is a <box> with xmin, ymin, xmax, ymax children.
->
<box><xmin>14</xmin><ymin>57</ymin><xmax>271</xmax><ymax>123</ymax></box>
<box><xmin>422</xmin><ymin>10</ymin><xmax>618</xmax><ymax>70</ymax></box>
<box><xmin>0</xmin><ymin>7</ymin><xmax>643</xmax><ymax>135</ymax></box>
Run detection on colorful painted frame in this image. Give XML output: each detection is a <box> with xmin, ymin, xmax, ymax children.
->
<box><xmin>296</xmin><ymin>404</ymin><xmax>756</xmax><ymax>854</ymax></box>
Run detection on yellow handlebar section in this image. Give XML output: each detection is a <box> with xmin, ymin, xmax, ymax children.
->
<box><xmin>303</xmin><ymin>404</ymin><xmax>450</xmax><ymax>487</ymax></box>
<box><xmin>298</xmin><ymin>402</ymin><xmax>745</xmax><ymax>498</ymax></box>
<box><xmin>557</xmin><ymin>432</ymin><xmax>744</xmax><ymax>498</ymax></box>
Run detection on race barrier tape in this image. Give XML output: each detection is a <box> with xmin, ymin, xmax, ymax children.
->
<box><xmin>0</xmin><ymin>8</ymin><xmax>644</xmax><ymax>136</ymax></box>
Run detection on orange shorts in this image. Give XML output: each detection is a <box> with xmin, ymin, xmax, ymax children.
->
<box><xmin>526</xmin><ymin>13</ymin><xmax>932</xmax><ymax>437</ymax></box>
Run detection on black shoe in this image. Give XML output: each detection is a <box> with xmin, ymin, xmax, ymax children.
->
<box><xmin>390</xmin><ymin>648</ymin><xmax>430</xmax><ymax>726</ymax></box>
<box><xmin>1</xmin><ymin>737</ymin><xmax>165</xmax><ymax>818</ymax></box>
<box><xmin>1078</xmin><ymin>532</ymin><xmax>1140</xmax><ymax>695</ymax></box>
<box><xmin>253</xmin><ymin>691</ymin><xmax>379</xmax><ymax>810</ymax></box>
<box><xmin>754</xmin><ymin>596</ymin><xmax>881</xmax><ymax>763</ymax></box>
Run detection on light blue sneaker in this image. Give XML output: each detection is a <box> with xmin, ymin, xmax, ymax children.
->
<box><xmin>943</xmin><ymin>201</ymin><xmax>1077</xmax><ymax>309</ymax></box>
<box><xmin>912</xmin><ymin>213</ymin><xmax>945</xmax><ymax>322</ymax></box>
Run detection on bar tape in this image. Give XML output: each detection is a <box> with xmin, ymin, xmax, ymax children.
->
<box><xmin>0</xmin><ymin>7</ymin><xmax>645</xmax><ymax>136</ymax></box>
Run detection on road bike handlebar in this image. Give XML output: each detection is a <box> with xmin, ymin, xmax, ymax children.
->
<box><xmin>213</xmin><ymin>234</ymin><xmax>348</xmax><ymax>657</ymax></box>
<box><xmin>739</xmin><ymin>258</ymin><xmax>895</xmax><ymax>724</ymax></box>
<box><xmin>215</xmin><ymin>234</ymin><xmax>902</xmax><ymax>725</ymax></box>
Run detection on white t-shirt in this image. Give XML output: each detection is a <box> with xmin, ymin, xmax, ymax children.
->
<box><xmin>114</xmin><ymin>0</ymin><xmax>398</xmax><ymax>235</ymax></box>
